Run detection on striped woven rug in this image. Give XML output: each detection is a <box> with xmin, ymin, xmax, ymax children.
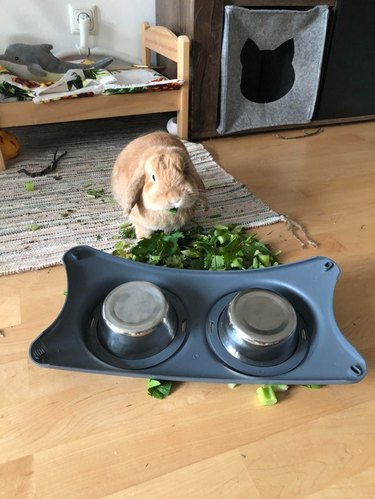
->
<box><xmin>0</xmin><ymin>114</ymin><xmax>282</xmax><ymax>275</ymax></box>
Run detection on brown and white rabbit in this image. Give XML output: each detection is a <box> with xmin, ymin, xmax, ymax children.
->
<box><xmin>111</xmin><ymin>131</ymin><xmax>208</xmax><ymax>239</ymax></box>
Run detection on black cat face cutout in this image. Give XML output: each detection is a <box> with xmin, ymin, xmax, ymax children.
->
<box><xmin>240</xmin><ymin>38</ymin><xmax>295</xmax><ymax>103</ymax></box>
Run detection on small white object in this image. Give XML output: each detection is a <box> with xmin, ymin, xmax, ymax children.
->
<box><xmin>166</xmin><ymin>116</ymin><xmax>178</xmax><ymax>136</ymax></box>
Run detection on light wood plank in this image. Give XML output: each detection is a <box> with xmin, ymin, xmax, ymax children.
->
<box><xmin>176</xmin><ymin>34</ymin><xmax>190</xmax><ymax>139</ymax></box>
<box><xmin>0</xmin><ymin>455</ymin><xmax>35</xmax><ymax>498</ymax></box>
<box><xmin>103</xmin><ymin>451</ymin><xmax>260</xmax><ymax>499</ymax></box>
<box><xmin>0</xmin><ymin>92</ymin><xmax>180</xmax><ymax>128</ymax></box>
<box><xmin>305</xmin><ymin>466</ymin><xmax>375</xmax><ymax>499</ymax></box>
<box><xmin>0</xmin><ymin>294</ymin><xmax>21</xmax><ymax>329</ymax></box>
<box><xmin>237</xmin><ymin>400</ymin><xmax>375</xmax><ymax>498</ymax></box>
<box><xmin>143</xmin><ymin>26</ymin><xmax>178</xmax><ymax>62</ymax></box>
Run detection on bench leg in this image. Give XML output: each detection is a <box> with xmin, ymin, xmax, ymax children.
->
<box><xmin>0</xmin><ymin>149</ymin><xmax>5</xmax><ymax>171</ymax></box>
<box><xmin>177</xmin><ymin>34</ymin><xmax>190</xmax><ymax>140</ymax></box>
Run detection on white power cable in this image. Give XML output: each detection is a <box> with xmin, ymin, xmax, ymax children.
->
<box><xmin>55</xmin><ymin>12</ymin><xmax>140</xmax><ymax>66</ymax></box>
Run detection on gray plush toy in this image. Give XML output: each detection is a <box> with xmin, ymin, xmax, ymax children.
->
<box><xmin>0</xmin><ymin>43</ymin><xmax>113</xmax><ymax>82</ymax></box>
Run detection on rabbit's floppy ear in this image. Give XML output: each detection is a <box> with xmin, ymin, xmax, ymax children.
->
<box><xmin>186</xmin><ymin>159</ymin><xmax>209</xmax><ymax>210</ymax></box>
<box><xmin>123</xmin><ymin>166</ymin><xmax>145</xmax><ymax>214</ymax></box>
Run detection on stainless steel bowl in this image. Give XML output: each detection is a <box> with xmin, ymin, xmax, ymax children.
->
<box><xmin>98</xmin><ymin>281</ymin><xmax>177</xmax><ymax>359</ymax></box>
<box><xmin>219</xmin><ymin>288</ymin><xmax>298</xmax><ymax>364</ymax></box>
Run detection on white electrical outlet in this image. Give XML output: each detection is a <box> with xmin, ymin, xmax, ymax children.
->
<box><xmin>68</xmin><ymin>4</ymin><xmax>98</xmax><ymax>34</ymax></box>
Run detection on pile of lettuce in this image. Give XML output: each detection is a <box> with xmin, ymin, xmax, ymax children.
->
<box><xmin>113</xmin><ymin>223</ymin><xmax>280</xmax><ymax>271</ymax></box>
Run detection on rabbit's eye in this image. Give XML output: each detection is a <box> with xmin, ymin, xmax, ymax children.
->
<box><xmin>151</xmin><ymin>174</ymin><xmax>156</xmax><ymax>182</ymax></box>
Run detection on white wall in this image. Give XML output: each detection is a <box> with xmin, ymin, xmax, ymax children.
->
<box><xmin>0</xmin><ymin>0</ymin><xmax>155</xmax><ymax>64</ymax></box>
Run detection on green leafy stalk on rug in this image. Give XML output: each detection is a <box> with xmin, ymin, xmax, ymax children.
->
<box><xmin>112</xmin><ymin>223</ymin><xmax>281</xmax><ymax>400</ymax></box>
<box><xmin>112</xmin><ymin>223</ymin><xmax>281</xmax><ymax>271</ymax></box>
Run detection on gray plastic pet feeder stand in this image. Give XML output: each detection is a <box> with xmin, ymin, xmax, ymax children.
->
<box><xmin>29</xmin><ymin>246</ymin><xmax>367</xmax><ymax>385</ymax></box>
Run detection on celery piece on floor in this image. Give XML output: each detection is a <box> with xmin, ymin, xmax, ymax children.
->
<box><xmin>147</xmin><ymin>379</ymin><xmax>173</xmax><ymax>399</ymax></box>
<box><xmin>256</xmin><ymin>386</ymin><xmax>278</xmax><ymax>406</ymax></box>
<box><xmin>270</xmin><ymin>384</ymin><xmax>289</xmax><ymax>392</ymax></box>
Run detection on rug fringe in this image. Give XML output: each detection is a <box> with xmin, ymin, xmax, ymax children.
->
<box><xmin>280</xmin><ymin>215</ymin><xmax>319</xmax><ymax>248</ymax></box>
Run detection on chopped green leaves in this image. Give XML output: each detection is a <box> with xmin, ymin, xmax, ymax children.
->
<box><xmin>85</xmin><ymin>186</ymin><xmax>116</xmax><ymax>203</ymax></box>
<box><xmin>25</xmin><ymin>181</ymin><xmax>35</xmax><ymax>191</ymax></box>
<box><xmin>85</xmin><ymin>187</ymin><xmax>105</xmax><ymax>198</ymax></box>
<box><xmin>113</xmin><ymin>224</ymin><xmax>280</xmax><ymax>270</ymax></box>
<box><xmin>28</xmin><ymin>223</ymin><xmax>40</xmax><ymax>231</ymax></box>
<box><xmin>147</xmin><ymin>379</ymin><xmax>173</xmax><ymax>399</ymax></box>
<box><xmin>119</xmin><ymin>222</ymin><xmax>136</xmax><ymax>239</ymax></box>
<box><xmin>169</xmin><ymin>208</ymin><xmax>178</xmax><ymax>215</ymax></box>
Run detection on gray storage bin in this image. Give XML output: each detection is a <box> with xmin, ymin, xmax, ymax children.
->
<box><xmin>218</xmin><ymin>6</ymin><xmax>329</xmax><ymax>134</ymax></box>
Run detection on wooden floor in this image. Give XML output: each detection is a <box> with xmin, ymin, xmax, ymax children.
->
<box><xmin>1</xmin><ymin>121</ymin><xmax>374</xmax><ymax>498</ymax></box>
